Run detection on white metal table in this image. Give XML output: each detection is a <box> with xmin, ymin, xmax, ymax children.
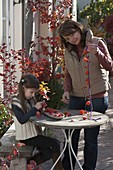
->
<box><xmin>30</xmin><ymin>110</ymin><xmax>109</xmax><ymax>170</ymax></box>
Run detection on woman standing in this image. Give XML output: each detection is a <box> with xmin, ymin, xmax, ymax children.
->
<box><xmin>58</xmin><ymin>19</ymin><xmax>112</xmax><ymax>170</ymax></box>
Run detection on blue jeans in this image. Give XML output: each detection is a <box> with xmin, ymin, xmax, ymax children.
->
<box><xmin>62</xmin><ymin>96</ymin><xmax>108</xmax><ymax>170</ymax></box>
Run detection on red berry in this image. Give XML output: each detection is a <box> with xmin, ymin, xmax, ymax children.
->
<box><xmin>80</xmin><ymin>110</ymin><xmax>85</xmax><ymax>115</ymax></box>
<box><xmin>86</xmin><ymin>101</ymin><xmax>91</xmax><ymax>106</ymax></box>
<box><xmin>13</xmin><ymin>148</ymin><xmax>18</xmax><ymax>156</ymax></box>
<box><xmin>83</xmin><ymin>116</ymin><xmax>87</xmax><ymax>120</ymax></box>
<box><xmin>64</xmin><ymin>111</ymin><xmax>71</xmax><ymax>117</ymax></box>
<box><xmin>16</xmin><ymin>142</ymin><xmax>26</xmax><ymax>148</ymax></box>
<box><xmin>7</xmin><ymin>154</ymin><xmax>12</xmax><ymax>161</ymax></box>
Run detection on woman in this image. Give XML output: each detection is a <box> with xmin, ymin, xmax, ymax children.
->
<box><xmin>58</xmin><ymin>19</ymin><xmax>112</xmax><ymax>170</ymax></box>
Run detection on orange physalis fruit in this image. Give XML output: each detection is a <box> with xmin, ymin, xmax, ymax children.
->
<box><xmin>83</xmin><ymin>57</ymin><xmax>89</xmax><ymax>62</ymax></box>
<box><xmin>80</xmin><ymin>110</ymin><xmax>85</xmax><ymax>115</ymax></box>
<box><xmin>83</xmin><ymin>50</ymin><xmax>88</xmax><ymax>55</ymax></box>
<box><xmin>86</xmin><ymin>101</ymin><xmax>91</xmax><ymax>106</ymax></box>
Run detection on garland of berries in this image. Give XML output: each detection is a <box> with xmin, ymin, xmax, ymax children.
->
<box><xmin>80</xmin><ymin>47</ymin><xmax>93</xmax><ymax>120</ymax></box>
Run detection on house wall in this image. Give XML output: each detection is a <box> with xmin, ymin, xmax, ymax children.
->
<box><xmin>0</xmin><ymin>0</ymin><xmax>23</xmax><ymax>97</ymax></box>
<box><xmin>13</xmin><ymin>3</ymin><xmax>23</xmax><ymax>50</ymax></box>
<box><xmin>0</xmin><ymin>1</ymin><xmax>3</xmax><ymax>97</ymax></box>
<box><xmin>78</xmin><ymin>0</ymin><xmax>91</xmax><ymax>10</ymax></box>
<box><xmin>13</xmin><ymin>2</ymin><xmax>23</xmax><ymax>81</ymax></box>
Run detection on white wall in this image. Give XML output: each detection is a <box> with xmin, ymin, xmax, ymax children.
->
<box><xmin>78</xmin><ymin>0</ymin><xmax>91</xmax><ymax>10</ymax></box>
<box><xmin>0</xmin><ymin>1</ymin><xmax>4</xmax><ymax>97</ymax></box>
<box><xmin>13</xmin><ymin>3</ymin><xmax>23</xmax><ymax>81</ymax></box>
<box><xmin>13</xmin><ymin>3</ymin><xmax>23</xmax><ymax>50</ymax></box>
<box><xmin>0</xmin><ymin>1</ymin><xmax>3</xmax><ymax>46</ymax></box>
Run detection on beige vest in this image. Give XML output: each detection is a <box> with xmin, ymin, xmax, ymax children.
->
<box><xmin>13</xmin><ymin>116</ymin><xmax>39</xmax><ymax>140</ymax></box>
<box><xmin>65</xmin><ymin>36</ymin><xmax>110</xmax><ymax>97</ymax></box>
<box><xmin>11</xmin><ymin>95</ymin><xmax>40</xmax><ymax>140</ymax></box>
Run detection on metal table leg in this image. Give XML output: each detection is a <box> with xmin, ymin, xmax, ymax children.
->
<box><xmin>69</xmin><ymin>129</ymin><xmax>83</xmax><ymax>170</ymax></box>
<box><xmin>50</xmin><ymin>129</ymin><xmax>83</xmax><ymax>170</ymax></box>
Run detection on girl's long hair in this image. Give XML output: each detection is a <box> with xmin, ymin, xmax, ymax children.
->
<box><xmin>18</xmin><ymin>74</ymin><xmax>39</xmax><ymax>112</ymax></box>
<box><xmin>58</xmin><ymin>19</ymin><xmax>87</xmax><ymax>52</ymax></box>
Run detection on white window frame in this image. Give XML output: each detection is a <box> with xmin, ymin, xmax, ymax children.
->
<box><xmin>0</xmin><ymin>0</ymin><xmax>14</xmax><ymax>97</ymax></box>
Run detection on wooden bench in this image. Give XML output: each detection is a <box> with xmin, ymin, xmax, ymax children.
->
<box><xmin>0</xmin><ymin>123</ymin><xmax>40</xmax><ymax>170</ymax></box>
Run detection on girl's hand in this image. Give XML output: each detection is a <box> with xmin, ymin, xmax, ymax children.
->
<box><xmin>35</xmin><ymin>102</ymin><xmax>43</xmax><ymax>110</ymax></box>
<box><xmin>62</xmin><ymin>91</ymin><xmax>70</xmax><ymax>104</ymax></box>
<box><xmin>42</xmin><ymin>100</ymin><xmax>47</xmax><ymax>108</ymax></box>
<box><xmin>36</xmin><ymin>111</ymin><xmax>41</xmax><ymax>118</ymax></box>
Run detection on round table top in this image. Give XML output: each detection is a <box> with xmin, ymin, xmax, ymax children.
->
<box><xmin>30</xmin><ymin>110</ymin><xmax>109</xmax><ymax>129</ymax></box>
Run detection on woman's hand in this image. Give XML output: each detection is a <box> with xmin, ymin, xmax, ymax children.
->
<box><xmin>62</xmin><ymin>91</ymin><xmax>70</xmax><ymax>104</ymax></box>
<box><xmin>87</xmin><ymin>43</ymin><xmax>100</xmax><ymax>55</ymax></box>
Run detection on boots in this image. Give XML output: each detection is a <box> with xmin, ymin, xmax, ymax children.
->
<box><xmin>52</xmin><ymin>152</ymin><xmax>64</xmax><ymax>170</ymax></box>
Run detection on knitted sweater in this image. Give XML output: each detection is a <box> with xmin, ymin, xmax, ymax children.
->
<box><xmin>11</xmin><ymin>95</ymin><xmax>41</xmax><ymax>140</ymax></box>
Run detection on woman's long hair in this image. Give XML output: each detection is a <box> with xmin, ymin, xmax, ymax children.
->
<box><xmin>18</xmin><ymin>74</ymin><xmax>39</xmax><ymax>112</ymax></box>
<box><xmin>58</xmin><ymin>19</ymin><xmax>87</xmax><ymax>52</ymax></box>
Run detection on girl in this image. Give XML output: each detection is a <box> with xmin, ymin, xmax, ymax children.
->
<box><xmin>58</xmin><ymin>19</ymin><xmax>112</xmax><ymax>170</ymax></box>
<box><xmin>11</xmin><ymin>74</ymin><xmax>63</xmax><ymax>170</ymax></box>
